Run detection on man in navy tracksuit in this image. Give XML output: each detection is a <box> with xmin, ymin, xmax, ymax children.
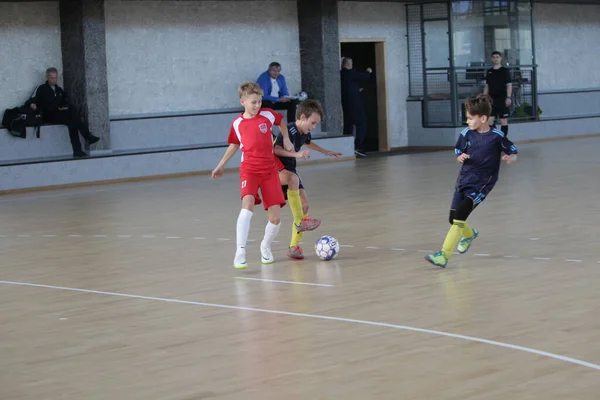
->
<box><xmin>28</xmin><ymin>67</ymin><xmax>99</xmax><ymax>157</ymax></box>
<box><xmin>340</xmin><ymin>57</ymin><xmax>372</xmax><ymax>157</ymax></box>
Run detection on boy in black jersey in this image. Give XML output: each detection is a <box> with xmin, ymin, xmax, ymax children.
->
<box><xmin>426</xmin><ymin>94</ymin><xmax>517</xmax><ymax>268</ymax></box>
<box><xmin>483</xmin><ymin>51</ymin><xmax>512</xmax><ymax>137</ymax></box>
<box><xmin>273</xmin><ymin>100</ymin><xmax>343</xmax><ymax>259</ymax></box>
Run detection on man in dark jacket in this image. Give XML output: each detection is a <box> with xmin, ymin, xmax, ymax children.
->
<box><xmin>28</xmin><ymin>67</ymin><xmax>99</xmax><ymax>157</ymax></box>
<box><xmin>341</xmin><ymin>57</ymin><xmax>372</xmax><ymax>157</ymax></box>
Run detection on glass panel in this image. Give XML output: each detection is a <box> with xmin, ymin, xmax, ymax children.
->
<box><xmin>451</xmin><ymin>0</ymin><xmax>533</xmax><ymax>67</ymax></box>
<box><xmin>424</xmin><ymin>20</ymin><xmax>450</xmax><ymax>69</ymax></box>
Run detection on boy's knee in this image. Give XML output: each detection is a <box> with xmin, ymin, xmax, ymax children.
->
<box><xmin>241</xmin><ymin>195</ymin><xmax>255</xmax><ymax>211</ymax></box>
<box><xmin>269</xmin><ymin>215</ymin><xmax>281</xmax><ymax>225</ymax></box>
<box><xmin>289</xmin><ymin>175</ymin><xmax>300</xmax><ymax>190</ymax></box>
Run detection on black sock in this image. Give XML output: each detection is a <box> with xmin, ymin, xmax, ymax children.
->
<box><xmin>501</xmin><ymin>125</ymin><xmax>509</xmax><ymax>137</ymax></box>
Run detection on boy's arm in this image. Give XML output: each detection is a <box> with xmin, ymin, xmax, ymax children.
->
<box><xmin>455</xmin><ymin>131</ymin><xmax>468</xmax><ymax>156</ymax></box>
<box><xmin>304</xmin><ymin>141</ymin><xmax>342</xmax><ymax>157</ymax></box>
<box><xmin>212</xmin><ymin>143</ymin><xmax>240</xmax><ymax>178</ymax></box>
<box><xmin>274</xmin><ymin>145</ymin><xmax>309</xmax><ymax>159</ymax></box>
<box><xmin>277</xmin><ymin>120</ymin><xmax>294</xmax><ymax>151</ymax></box>
<box><xmin>500</xmin><ymin>136</ymin><xmax>518</xmax><ymax>164</ymax></box>
<box><xmin>455</xmin><ymin>131</ymin><xmax>470</xmax><ymax>163</ymax></box>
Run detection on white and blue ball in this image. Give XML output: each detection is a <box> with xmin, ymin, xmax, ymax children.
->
<box><xmin>315</xmin><ymin>235</ymin><xmax>340</xmax><ymax>261</ymax></box>
<box><xmin>297</xmin><ymin>91</ymin><xmax>308</xmax><ymax>101</ymax></box>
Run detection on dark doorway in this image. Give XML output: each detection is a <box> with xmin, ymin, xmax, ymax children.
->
<box><xmin>340</xmin><ymin>41</ymin><xmax>380</xmax><ymax>153</ymax></box>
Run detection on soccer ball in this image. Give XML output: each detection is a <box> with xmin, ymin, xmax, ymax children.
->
<box><xmin>297</xmin><ymin>91</ymin><xmax>308</xmax><ymax>101</ymax></box>
<box><xmin>315</xmin><ymin>235</ymin><xmax>340</xmax><ymax>261</ymax></box>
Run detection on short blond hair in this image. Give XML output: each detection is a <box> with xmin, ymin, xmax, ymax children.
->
<box><xmin>238</xmin><ymin>81</ymin><xmax>263</xmax><ymax>98</ymax></box>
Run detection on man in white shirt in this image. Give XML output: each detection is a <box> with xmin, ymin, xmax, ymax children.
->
<box><xmin>256</xmin><ymin>62</ymin><xmax>298</xmax><ymax>122</ymax></box>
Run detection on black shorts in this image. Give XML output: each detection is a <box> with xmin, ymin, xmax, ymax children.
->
<box><xmin>491</xmin><ymin>96</ymin><xmax>510</xmax><ymax>119</ymax></box>
<box><xmin>451</xmin><ymin>184</ymin><xmax>494</xmax><ymax>210</ymax></box>
<box><xmin>278</xmin><ymin>168</ymin><xmax>304</xmax><ymax>200</ymax></box>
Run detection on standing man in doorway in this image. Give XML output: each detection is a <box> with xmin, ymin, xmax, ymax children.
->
<box><xmin>483</xmin><ymin>51</ymin><xmax>512</xmax><ymax>137</ymax></box>
<box><xmin>340</xmin><ymin>57</ymin><xmax>372</xmax><ymax>157</ymax></box>
<box><xmin>257</xmin><ymin>62</ymin><xmax>299</xmax><ymax>123</ymax></box>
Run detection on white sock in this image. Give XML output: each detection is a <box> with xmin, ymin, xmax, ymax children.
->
<box><xmin>261</xmin><ymin>221</ymin><xmax>281</xmax><ymax>248</ymax></box>
<box><xmin>236</xmin><ymin>209</ymin><xmax>253</xmax><ymax>252</ymax></box>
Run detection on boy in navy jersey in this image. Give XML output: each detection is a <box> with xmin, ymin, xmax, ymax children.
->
<box><xmin>426</xmin><ymin>94</ymin><xmax>518</xmax><ymax>268</ymax></box>
<box><xmin>273</xmin><ymin>100</ymin><xmax>343</xmax><ymax>259</ymax></box>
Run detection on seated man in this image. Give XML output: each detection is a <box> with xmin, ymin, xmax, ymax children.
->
<box><xmin>28</xmin><ymin>67</ymin><xmax>99</xmax><ymax>158</ymax></box>
<box><xmin>256</xmin><ymin>62</ymin><xmax>299</xmax><ymax>122</ymax></box>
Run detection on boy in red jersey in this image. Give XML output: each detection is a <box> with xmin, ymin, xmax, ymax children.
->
<box><xmin>212</xmin><ymin>82</ymin><xmax>294</xmax><ymax>269</ymax></box>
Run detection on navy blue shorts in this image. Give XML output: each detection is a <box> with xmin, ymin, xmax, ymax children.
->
<box><xmin>451</xmin><ymin>185</ymin><xmax>494</xmax><ymax>210</ymax></box>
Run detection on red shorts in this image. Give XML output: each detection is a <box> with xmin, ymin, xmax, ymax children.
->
<box><xmin>240</xmin><ymin>170</ymin><xmax>286</xmax><ymax>210</ymax></box>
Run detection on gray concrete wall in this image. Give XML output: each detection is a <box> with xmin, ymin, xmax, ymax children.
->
<box><xmin>0</xmin><ymin>135</ymin><xmax>354</xmax><ymax>191</ymax></box>
<box><xmin>0</xmin><ymin>2</ymin><xmax>63</xmax><ymax>110</ymax></box>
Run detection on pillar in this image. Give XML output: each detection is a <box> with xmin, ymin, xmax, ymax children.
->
<box><xmin>297</xmin><ymin>0</ymin><xmax>342</xmax><ymax>135</ymax></box>
<box><xmin>59</xmin><ymin>0</ymin><xmax>110</xmax><ymax>150</ymax></box>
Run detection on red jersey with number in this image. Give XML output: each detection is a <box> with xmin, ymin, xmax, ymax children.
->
<box><xmin>227</xmin><ymin>108</ymin><xmax>283</xmax><ymax>174</ymax></box>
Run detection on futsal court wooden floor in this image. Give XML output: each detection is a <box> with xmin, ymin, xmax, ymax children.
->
<box><xmin>1</xmin><ymin>136</ymin><xmax>599</xmax><ymax>399</ymax></box>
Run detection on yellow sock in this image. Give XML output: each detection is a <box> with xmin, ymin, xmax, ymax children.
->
<box><xmin>441</xmin><ymin>220</ymin><xmax>466</xmax><ymax>259</ymax></box>
<box><xmin>291</xmin><ymin>230</ymin><xmax>304</xmax><ymax>247</ymax></box>
<box><xmin>291</xmin><ymin>213</ymin><xmax>309</xmax><ymax>247</ymax></box>
<box><xmin>462</xmin><ymin>221</ymin><xmax>474</xmax><ymax>239</ymax></box>
<box><xmin>287</xmin><ymin>189</ymin><xmax>303</xmax><ymax>247</ymax></box>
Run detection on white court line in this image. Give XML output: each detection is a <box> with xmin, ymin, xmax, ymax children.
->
<box><xmin>0</xmin><ymin>279</ymin><xmax>598</xmax><ymax>371</ymax></box>
<box><xmin>0</xmin><ymin>233</ymin><xmax>591</xmax><ymax>265</ymax></box>
<box><xmin>235</xmin><ymin>277</ymin><xmax>334</xmax><ymax>287</ymax></box>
